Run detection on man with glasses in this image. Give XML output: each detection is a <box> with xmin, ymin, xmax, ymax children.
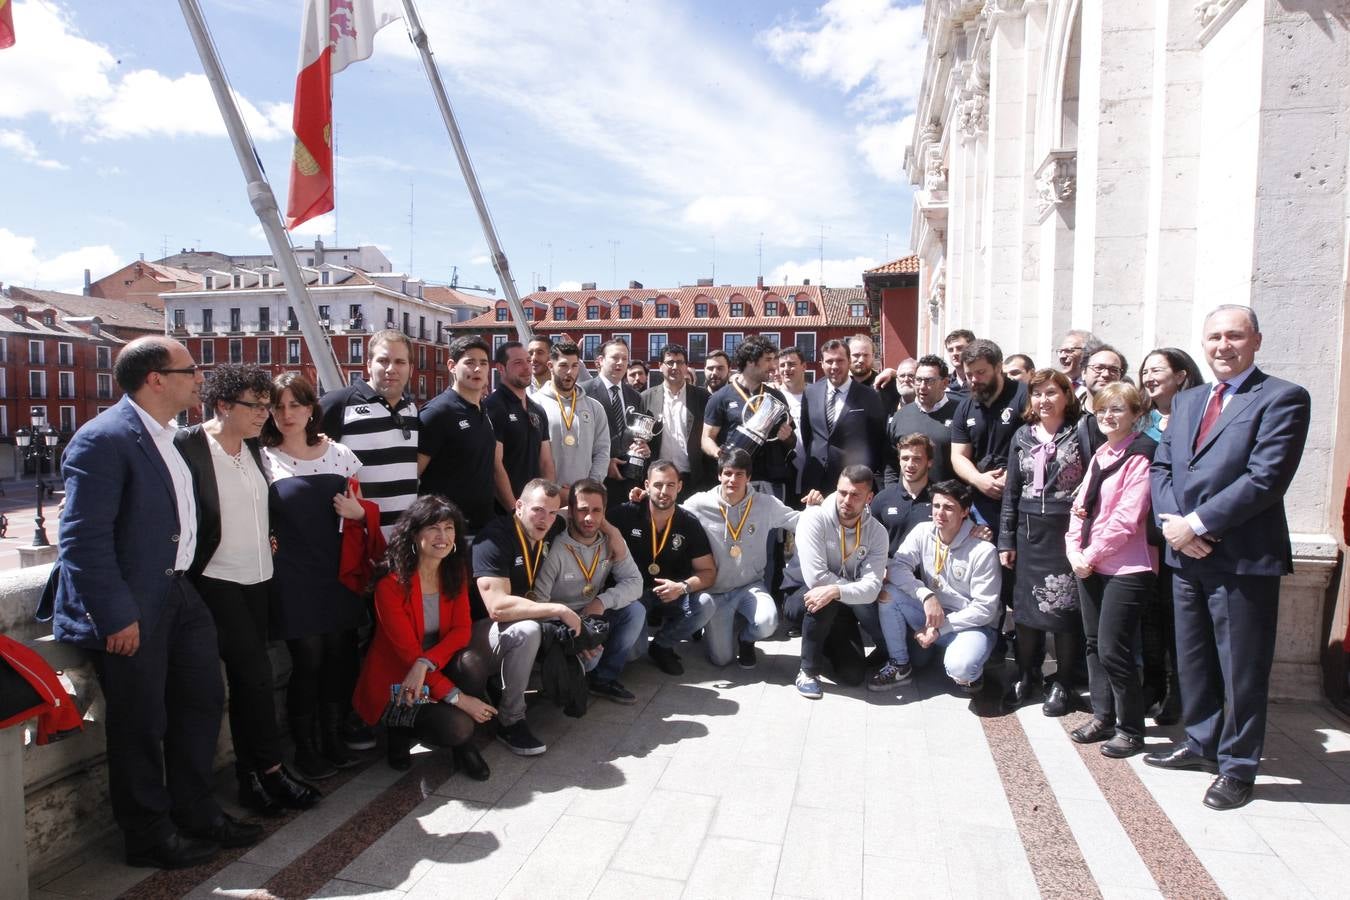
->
<box><xmin>1079</xmin><ymin>345</ymin><xmax>1127</xmax><ymax>453</ymax></box>
<box><xmin>419</xmin><ymin>335</ymin><xmax>499</xmax><ymax>535</ymax></box>
<box><xmin>641</xmin><ymin>344</ymin><xmax>711</xmax><ymax>498</ymax></box>
<box><xmin>1056</xmin><ymin>329</ymin><xmax>1096</xmax><ymax>398</ymax></box>
<box><xmin>319</xmin><ymin>328</ymin><xmax>420</xmax><ymax>539</ymax></box>
<box><xmin>886</xmin><ymin>354</ymin><xmax>960</xmax><ymax>484</ymax></box>
<box><xmin>48</xmin><ymin>337</ymin><xmax>263</xmax><ymax>868</ymax></box>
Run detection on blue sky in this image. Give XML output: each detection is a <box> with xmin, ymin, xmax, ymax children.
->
<box><xmin>0</xmin><ymin>0</ymin><xmax>924</xmax><ymax>295</ymax></box>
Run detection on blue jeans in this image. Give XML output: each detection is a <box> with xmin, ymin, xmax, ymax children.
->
<box><xmin>705</xmin><ymin>583</ymin><xmax>778</xmax><ymax>666</ymax></box>
<box><xmin>878</xmin><ymin>593</ymin><xmax>929</xmax><ymax>665</ymax></box>
<box><xmin>910</xmin><ymin>625</ymin><xmax>998</xmax><ymax>684</ymax></box>
<box><xmin>583</xmin><ymin>603</ymin><xmax>647</xmax><ymax>683</ymax></box>
<box><xmin>642</xmin><ymin>590</ymin><xmax>716</xmax><ymax>650</ymax></box>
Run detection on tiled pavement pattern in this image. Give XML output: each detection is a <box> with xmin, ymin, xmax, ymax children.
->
<box><xmin>29</xmin><ymin>636</ymin><xmax>1350</xmax><ymax>899</ymax></box>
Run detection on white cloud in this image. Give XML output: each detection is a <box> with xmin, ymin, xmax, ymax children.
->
<box><xmin>856</xmin><ymin>114</ymin><xmax>915</xmax><ymax>184</ymax></box>
<box><xmin>0</xmin><ymin>228</ymin><xmax>122</xmax><ymax>293</ymax></box>
<box><xmin>0</xmin><ymin>1</ymin><xmax>290</xmax><ymax>141</ymax></box>
<box><xmin>248</xmin><ymin>212</ymin><xmax>335</xmax><ymax>244</ymax></box>
<box><xmin>470</xmin><ymin>254</ymin><xmax>491</xmax><ymax>266</ymax></box>
<box><xmin>768</xmin><ymin>256</ymin><xmax>877</xmax><ymax>289</ymax></box>
<box><xmin>385</xmin><ymin>0</ymin><xmax>866</xmax><ymax>245</ymax></box>
<box><xmin>0</xmin><ymin>129</ymin><xmax>66</xmax><ymax>169</ymax></box>
<box><xmin>555</xmin><ymin>280</ymin><xmax>583</xmax><ymax>292</ymax></box>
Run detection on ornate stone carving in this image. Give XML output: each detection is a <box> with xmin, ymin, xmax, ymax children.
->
<box><xmin>958</xmin><ymin>90</ymin><xmax>989</xmax><ymax>142</ymax></box>
<box><xmin>1194</xmin><ymin>0</ymin><xmax>1235</xmax><ymax>27</ymax></box>
<box><xmin>924</xmin><ymin>144</ymin><xmax>948</xmax><ymax>193</ymax></box>
<box><xmin>982</xmin><ymin>0</ymin><xmax>1027</xmax><ymax>18</ymax></box>
<box><xmin>1034</xmin><ymin>150</ymin><xmax>1076</xmax><ymax>222</ymax></box>
<box><xmin>928</xmin><ymin>272</ymin><xmax>946</xmax><ymax>320</ymax></box>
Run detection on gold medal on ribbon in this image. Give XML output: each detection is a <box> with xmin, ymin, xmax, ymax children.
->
<box><xmin>933</xmin><ymin>535</ymin><xmax>949</xmax><ymax>576</ymax></box>
<box><xmin>648</xmin><ymin>563</ymin><xmax>661</xmax><ymax>576</ymax></box>
<box><xmin>566</xmin><ymin>542</ymin><xmax>602</xmax><ymax>599</ymax></box>
<box><xmin>840</xmin><ymin>521</ymin><xmax>861</xmax><ymax>562</ymax></box>
<box><xmin>555</xmin><ymin>389</ymin><xmax>579</xmax><ymax>448</ymax></box>
<box><xmin>649</xmin><ymin>511</ymin><xmax>675</xmax><ymax>578</ymax></box>
<box><xmin>729</xmin><ymin>545</ymin><xmax>743</xmax><ymax>558</ymax></box>
<box><xmin>514</xmin><ymin>517</ymin><xmax>545</xmax><ymax>597</ymax></box>
<box><xmin>564</xmin><ymin>434</ymin><xmax>577</xmax><ymax>446</ymax></box>
<box><xmin>719</xmin><ymin>494</ymin><xmax>753</xmax><ymax>561</ymax></box>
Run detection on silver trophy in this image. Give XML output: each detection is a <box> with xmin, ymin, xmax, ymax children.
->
<box><xmin>621</xmin><ymin>407</ymin><xmax>662</xmax><ymax>481</ymax></box>
<box><xmin>726</xmin><ymin>393</ymin><xmax>789</xmax><ymax>454</ymax></box>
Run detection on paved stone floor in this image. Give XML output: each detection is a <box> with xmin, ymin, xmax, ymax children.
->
<box><xmin>28</xmin><ymin>635</ymin><xmax>1350</xmax><ymax>899</ymax></box>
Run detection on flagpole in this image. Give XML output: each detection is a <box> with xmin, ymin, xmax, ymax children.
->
<box><xmin>176</xmin><ymin>0</ymin><xmax>345</xmax><ymax>392</ymax></box>
<box><xmin>398</xmin><ymin>0</ymin><xmax>532</xmax><ymax>343</ymax></box>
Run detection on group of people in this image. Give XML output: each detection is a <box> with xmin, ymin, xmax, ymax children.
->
<box><xmin>47</xmin><ymin>301</ymin><xmax>1309</xmax><ymax>869</ymax></box>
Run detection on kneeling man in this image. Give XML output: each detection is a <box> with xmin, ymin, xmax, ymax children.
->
<box><xmin>783</xmin><ymin>466</ymin><xmax>890</xmax><ymax>699</ymax></box>
<box><xmin>882</xmin><ymin>480</ymin><xmax>1001</xmax><ymax>693</ymax></box>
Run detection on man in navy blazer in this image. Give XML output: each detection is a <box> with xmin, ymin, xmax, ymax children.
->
<box><xmin>800</xmin><ymin>339</ymin><xmax>886</xmax><ymax>495</ymax></box>
<box><xmin>584</xmin><ymin>338</ymin><xmax>647</xmax><ymax>507</ymax></box>
<box><xmin>48</xmin><ymin>337</ymin><xmax>260</xmax><ymax>867</ymax></box>
<box><xmin>1147</xmin><ymin>305</ymin><xmax>1311</xmax><ymax>810</ymax></box>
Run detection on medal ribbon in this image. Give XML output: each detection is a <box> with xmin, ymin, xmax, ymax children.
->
<box><xmin>730</xmin><ymin>376</ymin><xmax>765</xmax><ymax>414</ymax></box>
<box><xmin>933</xmin><ymin>535</ymin><xmax>950</xmax><ymax>576</ymax></box>
<box><xmin>719</xmin><ymin>494</ymin><xmax>754</xmax><ymax>544</ymax></box>
<box><xmin>650</xmin><ymin>510</ymin><xmax>675</xmax><ymax>563</ymax></box>
<box><xmin>566</xmin><ymin>542</ymin><xmax>602</xmax><ymax>591</ymax></box>
<box><xmin>554</xmin><ymin>388</ymin><xmax>577</xmax><ymax>432</ymax></box>
<box><xmin>840</xmin><ymin>521</ymin><xmax>861</xmax><ymax>562</ymax></box>
<box><xmin>513</xmin><ymin>516</ymin><xmax>545</xmax><ymax>589</ymax></box>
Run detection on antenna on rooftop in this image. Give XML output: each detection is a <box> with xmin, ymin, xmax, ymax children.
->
<box><xmin>884</xmin><ymin>232</ymin><xmax>890</xmax><ymax>260</ymax></box>
<box><xmin>757</xmin><ymin>232</ymin><xmax>763</xmax><ymax>279</ymax></box>
<box><xmin>818</xmin><ymin>224</ymin><xmax>825</xmax><ymax>286</ymax></box>
<box><xmin>408</xmin><ymin>182</ymin><xmax>416</xmax><ymax>273</ymax></box>
<box><xmin>711</xmin><ymin>235</ymin><xmax>717</xmax><ymax>284</ymax></box>
<box><xmin>608</xmin><ymin>240</ymin><xmax>620</xmax><ymax>289</ymax></box>
<box><xmin>547</xmin><ymin>242</ymin><xmax>553</xmax><ymax>290</ymax></box>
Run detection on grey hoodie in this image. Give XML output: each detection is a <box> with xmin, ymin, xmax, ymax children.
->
<box><xmin>884</xmin><ymin>519</ymin><xmax>1002</xmax><ymax>634</ymax></box>
<box><xmin>783</xmin><ymin>493</ymin><xmax>889</xmax><ymax>605</ymax></box>
<box><xmin>533</xmin><ymin>528</ymin><xmax>643</xmax><ymax>612</ymax></box>
<box><xmin>683</xmin><ymin>487</ymin><xmax>798</xmax><ymax>593</ymax></box>
<box><xmin>536</xmin><ymin>379</ymin><xmax>610</xmax><ymax>487</ymax></box>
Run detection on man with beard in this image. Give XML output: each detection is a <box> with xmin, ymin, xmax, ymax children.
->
<box><xmin>484</xmin><ymin>340</ymin><xmax>556</xmax><ymax>510</ymax></box>
<box><xmin>949</xmin><ymin>339</ymin><xmax>1028</xmax><ymax>535</ymax></box>
<box><xmin>944</xmin><ymin>329</ymin><xmax>976</xmax><ymax>395</ymax></box>
<box><xmin>626</xmin><ymin>359</ymin><xmax>649</xmax><ymax>392</ymax></box>
<box><xmin>609</xmin><ymin>461</ymin><xmax>718</xmax><ymax>676</ymax></box>
<box><xmin>847</xmin><ymin>334</ymin><xmax>902</xmax><ymax>417</ymax></box>
<box><xmin>783</xmin><ymin>466</ymin><xmax>890</xmax><ymax>698</ymax></box>
<box><xmin>525</xmin><ymin>335</ymin><xmax>554</xmax><ymax>396</ymax></box>
<box><xmin>584</xmin><ymin>339</ymin><xmax>648</xmax><ymax>508</ymax></box>
<box><xmin>886</xmin><ymin>354</ymin><xmax>960</xmax><ymax>485</ymax></box>
<box><xmin>532</xmin><ymin>480</ymin><xmax>645</xmax><ymax>704</ymax></box>
<box><xmin>641</xmin><ymin>344</ymin><xmax>712</xmax><ymax>498</ymax></box>
<box><xmin>536</xmin><ymin>341</ymin><xmax>610</xmax><ymax>500</ymax></box>
<box><xmin>701</xmin><ymin>336</ymin><xmax>796</xmax><ymax>500</ymax></box>
<box><xmin>418</xmin><ymin>335</ymin><xmax>498</xmax><ymax>534</ymax></box>
<box><xmin>703</xmin><ymin>350</ymin><xmax>730</xmax><ymax>393</ymax></box>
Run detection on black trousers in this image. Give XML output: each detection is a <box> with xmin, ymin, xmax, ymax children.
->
<box><xmin>1078</xmin><ymin>570</ymin><xmax>1154</xmax><ymax>740</ymax></box>
<box><xmin>92</xmin><ymin>576</ymin><xmax>225</xmax><ymax>852</ymax></box>
<box><xmin>393</xmin><ymin>646</ymin><xmax>492</xmax><ymax>749</ymax></box>
<box><xmin>1173</xmin><ymin>571</ymin><xmax>1280</xmax><ymax>782</ymax></box>
<box><xmin>784</xmin><ymin>588</ymin><xmax>879</xmax><ymax>685</ymax></box>
<box><xmin>287</xmin><ymin>628</ymin><xmax>359</xmax><ymax>718</ymax></box>
<box><xmin>195</xmin><ymin>576</ymin><xmax>284</xmax><ymax>777</ymax></box>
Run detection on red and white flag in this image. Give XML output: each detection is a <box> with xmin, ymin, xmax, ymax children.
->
<box><xmin>286</xmin><ymin>0</ymin><xmax>401</xmax><ymax>230</ymax></box>
<box><xmin>0</xmin><ymin>0</ymin><xmax>16</xmax><ymax>50</ymax></box>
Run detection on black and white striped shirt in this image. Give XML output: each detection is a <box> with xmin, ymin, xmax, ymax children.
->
<box><xmin>319</xmin><ymin>380</ymin><xmax>420</xmax><ymax>537</ymax></box>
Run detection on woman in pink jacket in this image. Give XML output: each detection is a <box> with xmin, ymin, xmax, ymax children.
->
<box><xmin>1065</xmin><ymin>382</ymin><xmax>1159</xmax><ymax>758</ymax></box>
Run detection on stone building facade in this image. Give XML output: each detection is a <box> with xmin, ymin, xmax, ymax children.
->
<box><xmin>906</xmin><ymin>0</ymin><xmax>1350</xmax><ymax>700</ymax></box>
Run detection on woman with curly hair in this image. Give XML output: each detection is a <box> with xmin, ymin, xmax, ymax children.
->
<box><xmin>259</xmin><ymin>372</ymin><xmax>370</xmax><ymax>780</ymax></box>
<box><xmin>175</xmin><ymin>364</ymin><xmax>320</xmax><ymax>815</ymax></box>
<box><xmin>998</xmin><ymin>368</ymin><xmax>1089</xmax><ymax>716</ymax></box>
<box><xmin>351</xmin><ymin>496</ymin><xmax>496</xmax><ymax>777</ymax></box>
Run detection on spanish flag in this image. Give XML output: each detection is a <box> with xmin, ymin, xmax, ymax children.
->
<box><xmin>285</xmin><ymin>0</ymin><xmax>401</xmax><ymax>230</ymax></box>
<box><xmin>0</xmin><ymin>0</ymin><xmax>16</xmax><ymax>50</ymax></box>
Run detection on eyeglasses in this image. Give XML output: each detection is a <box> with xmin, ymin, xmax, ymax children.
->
<box><xmin>154</xmin><ymin>366</ymin><xmax>198</xmax><ymax>376</ymax></box>
<box><xmin>230</xmin><ymin>398</ymin><xmax>271</xmax><ymax>411</ymax></box>
<box><xmin>1087</xmin><ymin>364</ymin><xmax>1123</xmax><ymax>377</ymax></box>
<box><xmin>391</xmin><ymin>411</ymin><xmax>411</xmax><ymax>440</ymax></box>
<box><xmin>1058</xmin><ymin>347</ymin><xmax>1084</xmax><ymax>356</ymax></box>
<box><xmin>914</xmin><ymin>376</ymin><xmax>944</xmax><ymax>385</ymax></box>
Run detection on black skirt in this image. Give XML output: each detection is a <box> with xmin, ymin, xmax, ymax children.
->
<box><xmin>1010</xmin><ymin>511</ymin><xmax>1081</xmax><ymax>633</ymax></box>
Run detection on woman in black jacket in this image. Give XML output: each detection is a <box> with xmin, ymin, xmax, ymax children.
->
<box><xmin>175</xmin><ymin>364</ymin><xmax>319</xmax><ymax>816</ymax></box>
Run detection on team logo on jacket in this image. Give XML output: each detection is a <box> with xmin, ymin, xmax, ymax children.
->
<box><xmin>857</xmin><ymin>545</ymin><xmax>868</xmax><ymax>559</ymax></box>
<box><xmin>355</xmin><ymin>405</ymin><xmax>370</xmax><ymax>415</ymax></box>
<box><xmin>508</xmin><ymin>413</ymin><xmax>519</xmax><ymax>423</ymax></box>
<box><xmin>528</xmin><ymin>413</ymin><xmax>541</xmax><ymax>429</ymax></box>
<box><xmin>966</xmin><ymin>417</ymin><xmax>976</xmax><ymax>428</ymax></box>
<box><xmin>886</xmin><ymin>507</ymin><xmax>899</xmax><ymax>516</ymax></box>
<box><xmin>458</xmin><ymin>419</ymin><xmax>471</xmax><ymax>430</ymax></box>
<box><xmin>671</xmin><ymin>534</ymin><xmax>684</xmax><ymax>550</ymax></box>
<box><xmin>746</xmin><ymin>523</ymin><xmax>757</xmax><ymax>535</ymax></box>
<box><xmin>943</xmin><ymin>419</ymin><xmax>952</xmax><ymax>426</ymax></box>
<box><xmin>1000</xmin><ymin>408</ymin><xmax>1013</xmax><ymax>425</ymax></box>
<box><xmin>951</xmin><ymin>560</ymin><xmax>969</xmax><ymax>580</ymax></box>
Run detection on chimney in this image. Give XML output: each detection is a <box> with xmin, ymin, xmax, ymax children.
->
<box><xmin>756</xmin><ymin>275</ymin><xmax>763</xmax><ymax>288</ymax></box>
<box><xmin>628</xmin><ymin>280</ymin><xmax>643</xmax><ymax>290</ymax></box>
<box><xmin>314</xmin><ymin>237</ymin><xmax>325</xmax><ymax>265</ymax></box>
<box><xmin>83</xmin><ymin>268</ymin><xmax>92</xmax><ymax>296</ymax></box>
<box><xmin>581</xmin><ymin>282</ymin><xmax>597</xmax><ymax>291</ymax></box>
<box><xmin>803</xmin><ymin>278</ymin><xmax>811</xmax><ymax>285</ymax></box>
<box><xmin>537</xmin><ymin>285</ymin><xmax>547</xmax><ymax>292</ymax></box>
<box><xmin>696</xmin><ymin>277</ymin><xmax>714</xmax><ymax>287</ymax></box>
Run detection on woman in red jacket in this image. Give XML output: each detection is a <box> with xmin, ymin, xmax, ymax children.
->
<box><xmin>352</xmin><ymin>496</ymin><xmax>496</xmax><ymax>777</ymax></box>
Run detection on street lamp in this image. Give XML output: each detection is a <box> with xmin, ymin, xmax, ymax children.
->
<box><xmin>15</xmin><ymin>412</ymin><xmax>61</xmax><ymax>547</ymax></box>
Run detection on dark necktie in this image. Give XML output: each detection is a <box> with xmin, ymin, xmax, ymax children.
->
<box><xmin>825</xmin><ymin>386</ymin><xmax>839</xmax><ymax>432</ymax></box>
<box><xmin>608</xmin><ymin>384</ymin><xmax>625</xmax><ymax>442</ymax></box>
<box><xmin>1193</xmin><ymin>382</ymin><xmax>1228</xmax><ymax>450</ymax></box>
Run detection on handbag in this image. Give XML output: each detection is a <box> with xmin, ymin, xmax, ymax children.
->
<box><xmin>378</xmin><ymin>683</ymin><xmax>429</xmax><ymax>729</ymax></box>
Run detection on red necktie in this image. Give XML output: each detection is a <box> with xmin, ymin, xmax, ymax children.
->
<box><xmin>1193</xmin><ymin>382</ymin><xmax>1228</xmax><ymax>450</ymax></box>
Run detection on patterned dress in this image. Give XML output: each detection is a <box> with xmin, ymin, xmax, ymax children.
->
<box><xmin>998</xmin><ymin>422</ymin><xmax>1087</xmax><ymax>632</ymax></box>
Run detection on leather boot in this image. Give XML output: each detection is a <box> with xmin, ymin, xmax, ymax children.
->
<box><xmin>387</xmin><ymin>726</ymin><xmax>412</xmax><ymax>771</ymax></box>
<box><xmin>1001</xmin><ymin>672</ymin><xmax>1042</xmax><ymax>712</ymax></box>
<box><xmin>290</xmin><ymin>715</ymin><xmax>337</xmax><ymax>781</ymax></box>
<box><xmin>453</xmin><ymin>744</ymin><xmax>491</xmax><ymax>782</ymax></box>
<box><xmin>321</xmin><ymin>703</ymin><xmax>361</xmax><ymax>769</ymax></box>
<box><xmin>1042</xmin><ymin>681</ymin><xmax>1073</xmax><ymax>717</ymax></box>
<box><xmin>260</xmin><ymin>765</ymin><xmax>322</xmax><ymax>810</ymax></box>
<box><xmin>237</xmin><ymin>770</ymin><xmax>285</xmax><ymax>817</ymax></box>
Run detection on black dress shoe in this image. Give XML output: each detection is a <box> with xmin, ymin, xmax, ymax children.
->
<box><xmin>238</xmin><ymin>771</ymin><xmax>285</xmax><ymax>817</ymax></box>
<box><xmin>1070</xmin><ymin>719</ymin><xmax>1116</xmax><ymax>744</ymax></box>
<box><xmin>1100</xmin><ymin>734</ymin><xmax>1145</xmax><ymax>759</ymax></box>
<box><xmin>648</xmin><ymin>643</ymin><xmax>684</xmax><ymax>676</ymax></box>
<box><xmin>453</xmin><ymin>744</ymin><xmax>491</xmax><ymax>782</ymax></box>
<box><xmin>183</xmin><ymin>813</ymin><xmax>265</xmax><ymax>849</ymax></box>
<box><xmin>260</xmin><ymin>766</ymin><xmax>322</xmax><ymax>810</ymax></box>
<box><xmin>1204</xmin><ymin>774</ymin><xmax>1254</xmax><ymax>810</ymax></box>
<box><xmin>387</xmin><ymin>727</ymin><xmax>413</xmax><ymax>771</ymax></box>
<box><xmin>126</xmin><ymin>832</ymin><xmax>220</xmax><ymax>869</ymax></box>
<box><xmin>1042</xmin><ymin>682</ymin><xmax>1073</xmax><ymax>717</ymax></box>
<box><xmin>1143</xmin><ymin>744</ymin><xmax>1216</xmax><ymax>772</ymax></box>
<box><xmin>1001</xmin><ymin>676</ymin><xmax>1041</xmax><ymax>711</ymax></box>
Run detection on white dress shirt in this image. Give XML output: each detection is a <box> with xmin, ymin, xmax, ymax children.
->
<box><xmin>660</xmin><ymin>383</ymin><xmax>691</xmax><ymax>473</ymax></box>
<box><xmin>128</xmin><ymin>398</ymin><xmax>197</xmax><ymax>571</ymax></box>
<box><xmin>201</xmin><ymin>433</ymin><xmax>273</xmax><ymax>584</ymax></box>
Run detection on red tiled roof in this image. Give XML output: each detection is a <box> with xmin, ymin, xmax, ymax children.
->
<box><xmin>448</xmin><ymin>283</ymin><xmax>872</xmax><ymax>332</ymax></box>
<box><xmin>421</xmin><ymin>285</ymin><xmax>493</xmax><ymax>309</ymax></box>
<box><xmin>864</xmin><ymin>255</ymin><xmax>920</xmax><ymax>275</ymax></box>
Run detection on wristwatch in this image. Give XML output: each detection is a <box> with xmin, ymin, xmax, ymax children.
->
<box><xmin>445</xmin><ymin>688</ymin><xmax>462</xmax><ymax>706</ymax></box>
<box><xmin>681</xmin><ymin>579</ymin><xmax>692</xmax><ymax>596</ymax></box>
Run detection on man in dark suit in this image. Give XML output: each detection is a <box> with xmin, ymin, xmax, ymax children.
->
<box><xmin>641</xmin><ymin>343</ymin><xmax>711</xmax><ymax>499</ymax></box>
<box><xmin>584</xmin><ymin>338</ymin><xmax>647</xmax><ymax>508</ymax></box>
<box><xmin>1147</xmin><ymin>305</ymin><xmax>1311</xmax><ymax>811</ymax></box>
<box><xmin>800</xmin><ymin>338</ymin><xmax>886</xmax><ymax>495</ymax></box>
<box><xmin>47</xmin><ymin>337</ymin><xmax>261</xmax><ymax>868</ymax></box>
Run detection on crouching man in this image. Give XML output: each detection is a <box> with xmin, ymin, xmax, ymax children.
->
<box><xmin>532</xmin><ymin>479</ymin><xmax>645</xmax><ymax>704</ymax></box>
<box><xmin>881</xmin><ymin>480</ymin><xmax>1001</xmax><ymax>694</ymax></box>
<box><xmin>782</xmin><ymin>466</ymin><xmax>890</xmax><ymax>699</ymax></box>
